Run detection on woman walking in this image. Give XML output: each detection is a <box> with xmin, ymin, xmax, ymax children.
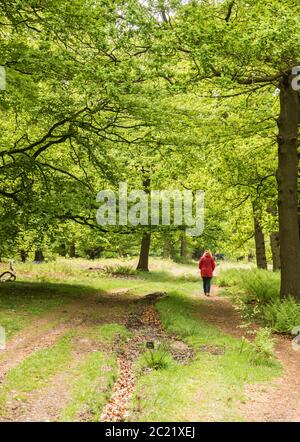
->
<box><xmin>199</xmin><ymin>250</ymin><xmax>216</xmax><ymax>296</ymax></box>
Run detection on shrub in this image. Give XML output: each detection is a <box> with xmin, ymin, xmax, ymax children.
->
<box><xmin>217</xmin><ymin>269</ymin><xmax>244</xmax><ymax>287</ymax></box>
<box><xmin>218</xmin><ymin>268</ymin><xmax>280</xmax><ymax>304</ymax></box>
<box><xmin>102</xmin><ymin>264</ymin><xmax>136</xmax><ymax>277</ymax></box>
<box><xmin>250</xmin><ymin>327</ymin><xmax>275</xmax><ymax>360</ymax></box>
<box><xmin>173</xmin><ymin>256</ymin><xmax>193</xmax><ymax>265</ymax></box>
<box><xmin>240</xmin><ymin>328</ymin><xmax>276</xmax><ymax>366</ymax></box>
<box><xmin>262</xmin><ymin>297</ymin><xmax>300</xmax><ymax>333</ymax></box>
<box><xmin>139</xmin><ymin>344</ymin><xmax>174</xmax><ymax>371</ymax></box>
<box><xmin>232</xmin><ymin>295</ymin><xmax>262</xmax><ymax>324</ymax></box>
<box><xmin>240</xmin><ymin>270</ymin><xmax>279</xmax><ymax>304</ymax></box>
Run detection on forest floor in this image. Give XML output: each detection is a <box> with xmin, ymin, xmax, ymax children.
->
<box><xmin>0</xmin><ymin>258</ymin><xmax>299</xmax><ymax>422</ymax></box>
<box><xmin>197</xmin><ymin>288</ymin><xmax>300</xmax><ymax>422</ymax></box>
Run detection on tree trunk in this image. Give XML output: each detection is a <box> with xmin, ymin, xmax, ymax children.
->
<box><xmin>20</xmin><ymin>250</ymin><xmax>27</xmax><ymax>263</ymax></box>
<box><xmin>85</xmin><ymin>246</ymin><xmax>101</xmax><ymax>260</ymax></box>
<box><xmin>270</xmin><ymin>232</ymin><xmax>280</xmax><ymax>271</ymax></box>
<box><xmin>277</xmin><ymin>74</ymin><xmax>300</xmax><ymax>298</ymax></box>
<box><xmin>34</xmin><ymin>249</ymin><xmax>44</xmax><ymax>262</ymax></box>
<box><xmin>58</xmin><ymin>243</ymin><xmax>66</xmax><ymax>257</ymax></box>
<box><xmin>180</xmin><ymin>233</ymin><xmax>187</xmax><ymax>257</ymax></box>
<box><xmin>136</xmin><ymin>232</ymin><xmax>151</xmax><ymax>271</ymax></box>
<box><xmin>254</xmin><ymin>216</ymin><xmax>267</xmax><ymax>270</ymax></box>
<box><xmin>136</xmin><ymin>173</ymin><xmax>151</xmax><ymax>271</ymax></box>
<box><xmin>69</xmin><ymin>243</ymin><xmax>76</xmax><ymax>258</ymax></box>
<box><xmin>163</xmin><ymin>237</ymin><xmax>170</xmax><ymax>259</ymax></box>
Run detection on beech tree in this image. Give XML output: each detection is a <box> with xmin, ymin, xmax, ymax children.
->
<box><xmin>152</xmin><ymin>0</ymin><xmax>300</xmax><ymax>297</ymax></box>
<box><xmin>0</xmin><ymin>0</ymin><xmax>299</xmax><ymax>298</ymax></box>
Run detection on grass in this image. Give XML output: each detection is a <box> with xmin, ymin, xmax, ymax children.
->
<box><xmin>60</xmin><ymin>352</ymin><xmax>118</xmax><ymax>422</ymax></box>
<box><xmin>60</xmin><ymin>323</ymin><xmax>131</xmax><ymax>421</ymax></box>
<box><xmin>4</xmin><ymin>257</ymin><xmax>198</xmax><ymax>282</ymax></box>
<box><xmin>218</xmin><ymin>268</ymin><xmax>300</xmax><ymax>333</ymax></box>
<box><xmin>129</xmin><ymin>291</ymin><xmax>281</xmax><ymax>422</ymax></box>
<box><xmin>0</xmin><ymin>281</ymin><xmax>85</xmax><ymax>339</ymax></box>
<box><xmin>138</xmin><ymin>345</ymin><xmax>176</xmax><ymax>371</ymax></box>
<box><xmin>0</xmin><ymin>311</ymin><xmax>30</xmax><ymax>340</ymax></box>
<box><xmin>0</xmin><ymin>259</ymin><xmax>285</xmax><ymax>421</ymax></box>
<box><xmin>81</xmin><ymin>323</ymin><xmax>132</xmax><ymax>345</ymax></box>
<box><xmin>218</xmin><ymin>268</ymin><xmax>280</xmax><ymax>303</ymax></box>
<box><xmin>0</xmin><ymin>333</ymin><xmax>73</xmax><ymax>414</ymax></box>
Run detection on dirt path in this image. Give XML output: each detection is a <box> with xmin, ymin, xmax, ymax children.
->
<box><xmin>241</xmin><ymin>335</ymin><xmax>300</xmax><ymax>422</ymax></box>
<box><xmin>0</xmin><ymin>290</ymin><xmax>141</xmax><ymax>422</ymax></box>
<box><xmin>196</xmin><ymin>285</ymin><xmax>246</xmax><ymax>338</ymax></box>
<box><xmin>0</xmin><ymin>291</ymin><xmax>138</xmax><ymax>381</ymax></box>
<box><xmin>0</xmin><ymin>316</ymin><xmax>77</xmax><ymax>383</ymax></box>
<box><xmin>199</xmin><ymin>286</ymin><xmax>300</xmax><ymax>422</ymax></box>
<box><xmin>2</xmin><ymin>283</ymin><xmax>300</xmax><ymax>422</ymax></box>
<box><xmin>101</xmin><ymin>292</ymin><xmax>194</xmax><ymax>422</ymax></box>
<box><xmin>6</xmin><ymin>350</ymin><xmax>84</xmax><ymax>422</ymax></box>
<box><xmin>5</xmin><ymin>329</ymin><xmax>112</xmax><ymax>422</ymax></box>
<box><xmin>0</xmin><ymin>290</ymin><xmax>192</xmax><ymax>422</ymax></box>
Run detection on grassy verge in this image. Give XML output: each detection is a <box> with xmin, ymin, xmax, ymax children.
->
<box><xmin>60</xmin><ymin>351</ymin><xmax>117</xmax><ymax>422</ymax></box>
<box><xmin>218</xmin><ymin>268</ymin><xmax>300</xmax><ymax>333</ymax></box>
<box><xmin>84</xmin><ymin>323</ymin><xmax>132</xmax><ymax>344</ymax></box>
<box><xmin>0</xmin><ymin>321</ymin><xmax>132</xmax><ymax>420</ymax></box>
<box><xmin>0</xmin><ymin>281</ymin><xmax>85</xmax><ymax>339</ymax></box>
<box><xmin>0</xmin><ymin>333</ymin><xmax>73</xmax><ymax>415</ymax></box>
<box><xmin>60</xmin><ymin>323</ymin><xmax>132</xmax><ymax>421</ymax></box>
<box><xmin>0</xmin><ymin>260</ymin><xmax>202</xmax><ymax>340</ymax></box>
<box><xmin>129</xmin><ymin>292</ymin><xmax>281</xmax><ymax>422</ymax></box>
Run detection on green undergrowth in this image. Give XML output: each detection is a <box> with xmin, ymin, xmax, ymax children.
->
<box><xmin>129</xmin><ymin>291</ymin><xmax>281</xmax><ymax>422</ymax></box>
<box><xmin>218</xmin><ymin>268</ymin><xmax>300</xmax><ymax>333</ymax></box>
<box><xmin>0</xmin><ymin>333</ymin><xmax>73</xmax><ymax>415</ymax></box>
<box><xmin>60</xmin><ymin>351</ymin><xmax>118</xmax><ymax>422</ymax></box>
<box><xmin>60</xmin><ymin>322</ymin><xmax>131</xmax><ymax>421</ymax></box>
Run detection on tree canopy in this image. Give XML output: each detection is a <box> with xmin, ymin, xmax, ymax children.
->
<box><xmin>0</xmin><ymin>0</ymin><xmax>299</xmax><ymax>298</ymax></box>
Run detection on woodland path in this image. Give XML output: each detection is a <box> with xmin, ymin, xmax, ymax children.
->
<box><xmin>0</xmin><ymin>284</ymin><xmax>299</xmax><ymax>421</ymax></box>
<box><xmin>202</xmin><ymin>286</ymin><xmax>300</xmax><ymax>422</ymax></box>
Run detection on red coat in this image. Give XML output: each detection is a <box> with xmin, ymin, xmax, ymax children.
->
<box><xmin>199</xmin><ymin>254</ymin><xmax>216</xmax><ymax>278</ymax></box>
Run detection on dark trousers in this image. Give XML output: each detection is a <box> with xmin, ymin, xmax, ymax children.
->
<box><xmin>202</xmin><ymin>277</ymin><xmax>212</xmax><ymax>293</ymax></box>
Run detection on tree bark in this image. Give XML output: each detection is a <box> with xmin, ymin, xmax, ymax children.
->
<box><xmin>137</xmin><ymin>173</ymin><xmax>151</xmax><ymax>271</ymax></box>
<box><xmin>69</xmin><ymin>243</ymin><xmax>76</xmax><ymax>258</ymax></box>
<box><xmin>254</xmin><ymin>216</ymin><xmax>267</xmax><ymax>270</ymax></box>
<box><xmin>20</xmin><ymin>250</ymin><xmax>27</xmax><ymax>263</ymax></box>
<box><xmin>180</xmin><ymin>233</ymin><xmax>187</xmax><ymax>257</ymax></box>
<box><xmin>85</xmin><ymin>246</ymin><xmax>101</xmax><ymax>260</ymax></box>
<box><xmin>59</xmin><ymin>243</ymin><xmax>66</xmax><ymax>257</ymax></box>
<box><xmin>34</xmin><ymin>249</ymin><xmax>44</xmax><ymax>262</ymax></box>
<box><xmin>163</xmin><ymin>237</ymin><xmax>170</xmax><ymax>259</ymax></box>
<box><xmin>277</xmin><ymin>74</ymin><xmax>300</xmax><ymax>298</ymax></box>
<box><xmin>136</xmin><ymin>232</ymin><xmax>151</xmax><ymax>271</ymax></box>
<box><xmin>270</xmin><ymin>232</ymin><xmax>280</xmax><ymax>271</ymax></box>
